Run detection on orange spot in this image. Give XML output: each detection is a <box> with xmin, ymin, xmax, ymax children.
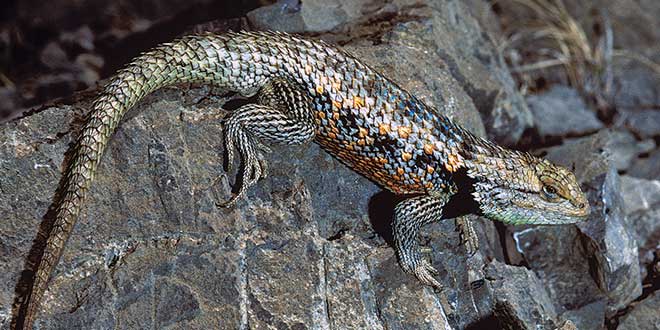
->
<box><xmin>378</xmin><ymin>157</ymin><xmax>388</xmax><ymax>164</ymax></box>
<box><xmin>332</xmin><ymin>112</ymin><xmax>340</xmax><ymax>120</ymax></box>
<box><xmin>332</xmin><ymin>100</ymin><xmax>341</xmax><ymax>109</ymax></box>
<box><xmin>426</xmin><ymin>165</ymin><xmax>435</xmax><ymax>173</ymax></box>
<box><xmin>357</xmin><ymin>139</ymin><xmax>365</xmax><ymax>146</ymax></box>
<box><xmin>444</xmin><ymin>153</ymin><xmax>462</xmax><ymax>173</ymax></box>
<box><xmin>365</xmin><ymin>137</ymin><xmax>375</xmax><ymax>145</ymax></box>
<box><xmin>358</xmin><ymin>127</ymin><xmax>368</xmax><ymax>138</ymax></box>
<box><xmin>423</xmin><ymin>144</ymin><xmax>434</xmax><ymax>155</ymax></box>
<box><xmin>332</xmin><ymin>81</ymin><xmax>341</xmax><ymax>91</ymax></box>
<box><xmin>353</xmin><ymin>96</ymin><xmax>365</xmax><ymax>108</ymax></box>
<box><xmin>397</xmin><ymin>168</ymin><xmax>405</xmax><ymax>176</ymax></box>
<box><xmin>425</xmin><ymin>182</ymin><xmax>434</xmax><ymax>189</ymax></box>
<box><xmin>328</xmin><ymin>132</ymin><xmax>337</xmax><ymax>139</ymax></box>
<box><xmin>318</xmin><ymin>112</ymin><xmax>326</xmax><ymax>119</ymax></box>
<box><xmin>332</xmin><ymin>126</ymin><xmax>339</xmax><ymax>134</ymax></box>
<box><xmin>316</xmin><ymin>85</ymin><xmax>324</xmax><ymax>94</ymax></box>
<box><xmin>379</xmin><ymin>123</ymin><xmax>390</xmax><ymax>135</ymax></box>
<box><xmin>402</xmin><ymin>152</ymin><xmax>412</xmax><ymax>162</ymax></box>
<box><xmin>398</xmin><ymin>126</ymin><xmax>411</xmax><ymax>139</ymax></box>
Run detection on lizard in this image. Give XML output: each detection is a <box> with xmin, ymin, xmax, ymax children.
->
<box><xmin>14</xmin><ymin>30</ymin><xmax>590</xmax><ymax>329</ymax></box>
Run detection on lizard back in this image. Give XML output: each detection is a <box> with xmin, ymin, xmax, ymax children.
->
<box><xmin>216</xmin><ymin>31</ymin><xmax>468</xmax><ymax>194</ymax></box>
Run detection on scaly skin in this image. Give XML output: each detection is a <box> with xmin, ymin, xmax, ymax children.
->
<box><xmin>15</xmin><ymin>31</ymin><xmax>590</xmax><ymax>329</ymax></box>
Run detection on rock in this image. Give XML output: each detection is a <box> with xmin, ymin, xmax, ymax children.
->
<box><xmin>543</xmin><ymin>129</ymin><xmax>655</xmax><ymax>173</ymax></box>
<box><xmin>560</xmin><ymin>300</ymin><xmax>606</xmax><ymax>330</ymax></box>
<box><xmin>603</xmin><ymin>130</ymin><xmax>655</xmax><ymax>172</ymax></box>
<box><xmin>485</xmin><ymin>260</ymin><xmax>560</xmax><ymax>330</ymax></box>
<box><xmin>526</xmin><ymin>85</ymin><xmax>603</xmax><ymax>137</ymax></box>
<box><xmin>628</xmin><ymin>148</ymin><xmax>660</xmax><ymax>180</ymax></box>
<box><xmin>617</xmin><ymin>293</ymin><xmax>660</xmax><ymax>330</ymax></box>
<box><xmin>619</xmin><ymin>109</ymin><xmax>660</xmax><ymax>139</ymax></box>
<box><xmin>39</xmin><ymin>42</ymin><xmax>69</xmax><ymax>69</ymax></box>
<box><xmin>247</xmin><ymin>0</ymin><xmax>370</xmax><ymax>33</ymax></box>
<box><xmin>575</xmin><ymin>168</ymin><xmax>644</xmax><ymax>314</ymax></box>
<box><xmin>510</xmin><ymin>225</ymin><xmax>605</xmax><ymax>313</ymax></box>
<box><xmin>620</xmin><ymin>176</ymin><xmax>660</xmax><ymax>253</ymax></box>
<box><xmin>612</xmin><ymin>61</ymin><xmax>660</xmax><ymax>110</ymax></box>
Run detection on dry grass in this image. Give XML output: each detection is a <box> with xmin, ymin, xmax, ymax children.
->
<box><xmin>495</xmin><ymin>0</ymin><xmax>660</xmax><ymax>108</ymax></box>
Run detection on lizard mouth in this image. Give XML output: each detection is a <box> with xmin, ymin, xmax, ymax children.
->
<box><xmin>511</xmin><ymin>198</ymin><xmax>590</xmax><ymax>223</ymax></box>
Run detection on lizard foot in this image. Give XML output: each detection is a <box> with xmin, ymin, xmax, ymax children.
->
<box><xmin>400</xmin><ymin>256</ymin><xmax>443</xmax><ymax>289</ymax></box>
<box><xmin>218</xmin><ymin>127</ymin><xmax>268</xmax><ymax>208</ymax></box>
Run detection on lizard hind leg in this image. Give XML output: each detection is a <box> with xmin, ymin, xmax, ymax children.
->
<box><xmin>393</xmin><ymin>194</ymin><xmax>451</xmax><ymax>288</ymax></box>
<box><xmin>219</xmin><ymin>78</ymin><xmax>315</xmax><ymax>207</ymax></box>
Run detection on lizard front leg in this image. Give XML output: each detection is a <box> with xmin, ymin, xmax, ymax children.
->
<box><xmin>220</xmin><ymin>78</ymin><xmax>315</xmax><ymax>207</ymax></box>
<box><xmin>393</xmin><ymin>194</ymin><xmax>452</xmax><ymax>288</ymax></box>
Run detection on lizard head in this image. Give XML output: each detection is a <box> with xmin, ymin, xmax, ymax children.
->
<box><xmin>467</xmin><ymin>152</ymin><xmax>590</xmax><ymax>225</ymax></box>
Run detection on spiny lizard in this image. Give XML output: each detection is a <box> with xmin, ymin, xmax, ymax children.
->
<box><xmin>14</xmin><ymin>31</ymin><xmax>590</xmax><ymax>329</ymax></box>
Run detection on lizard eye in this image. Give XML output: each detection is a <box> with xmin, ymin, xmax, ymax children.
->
<box><xmin>542</xmin><ymin>185</ymin><xmax>560</xmax><ymax>201</ymax></box>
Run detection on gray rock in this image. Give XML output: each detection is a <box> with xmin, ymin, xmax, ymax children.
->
<box><xmin>620</xmin><ymin>176</ymin><xmax>660</xmax><ymax>252</ymax></box>
<box><xmin>628</xmin><ymin>148</ymin><xmax>660</xmax><ymax>180</ymax></box>
<box><xmin>573</xmin><ymin>168</ymin><xmax>642</xmax><ymax>315</ymax></box>
<box><xmin>620</xmin><ymin>109</ymin><xmax>660</xmax><ymax>139</ymax></box>
<box><xmin>617</xmin><ymin>293</ymin><xmax>660</xmax><ymax>330</ymax></box>
<box><xmin>543</xmin><ymin>129</ymin><xmax>655</xmax><ymax>173</ymax></box>
<box><xmin>510</xmin><ymin>225</ymin><xmax>605</xmax><ymax>313</ymax></box>
<box><xmin>247</xmin><ymin>0</ymin><xmax>372</xmax><ymax>33</ymax></box>
<box><xmin>604</xmin><ymin>130</ymin><xmax>655</xmax><ymax>172</ymax></box>
<box><xmin>485</xmin><ymin>260</ymin><xmax>560</xmax><ymax>330</ymax></box>
<box><xmin>560</xmin><ymin>300</ymin><xmax>606</xmax><ymax>330</ymax></box>
<box><xmin>526</xmin><ymin>86</ymin><xmax>603</xmax><ymax>137</ymax></box>
<box><xmin>612</xmin><ymin>61</ymin><xmax>660</xmax><ymax>110</ymax></box>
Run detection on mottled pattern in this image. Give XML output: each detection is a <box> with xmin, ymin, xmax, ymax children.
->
<box><xmin>15</xmin><ymin>31</ymin><xmax>590</xmax><ymax>329</ymax></box>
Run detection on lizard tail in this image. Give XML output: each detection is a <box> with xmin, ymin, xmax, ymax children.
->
<box><xmin>17</xmin><ymin>35</ymin><xmax>224</xmax><ymax>329</ymax></box>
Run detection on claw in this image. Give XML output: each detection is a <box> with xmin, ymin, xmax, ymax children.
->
<box><xmin>413</xmin><ymin>260</ymin><xmax>442</xmax><ymax>289</ymax></box>
<box><xmin>218</xmin><ymin>136</ymin><xmax>270</xmax><ymax>208</ymax></box>
<box><xmin>399</xmin><ymin>250</ymin><xmax>443</xmax><ymax>289</ymax></box>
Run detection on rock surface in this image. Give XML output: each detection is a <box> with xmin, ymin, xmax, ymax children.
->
<box><xmin>617</xmin><ymin>293</ymin><xmax>660</xmax><ymax>330</ymax></box>
<box><xmin>485</xmin><ymin>260</ymin><xmax>560</xmax><ymax>330</ymax></box>
<box><xmin>526</xmin><ymin>85</ymin><xmax>603</xmax><ymax>137</ymax></box>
